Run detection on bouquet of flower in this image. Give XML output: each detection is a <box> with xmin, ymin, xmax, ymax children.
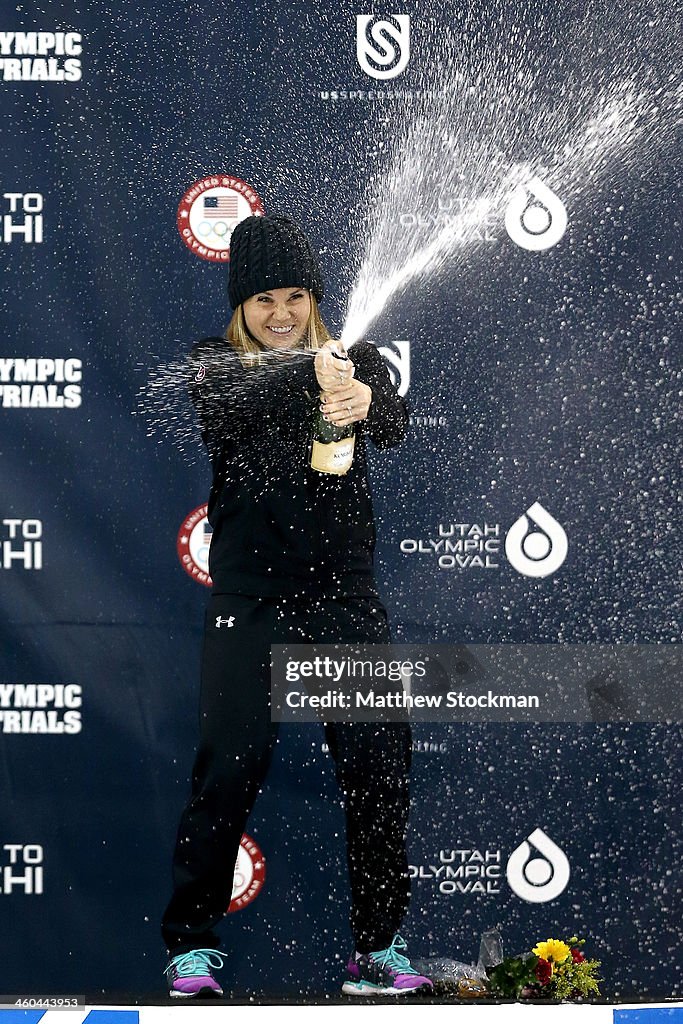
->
<box><xmin>486</xmin><ymin>936</ymin><xmax>602</xmax><ymax>1000</ymax></box>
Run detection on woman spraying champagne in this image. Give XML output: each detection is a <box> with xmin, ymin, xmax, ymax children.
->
<box><xmin>160</xmin><ymin>214</ymin><xmax>432</xmax><ymax>999</ymax></box>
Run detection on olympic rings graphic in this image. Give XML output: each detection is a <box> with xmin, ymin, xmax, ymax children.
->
<box><xmin>197</xmin><ymin>220</ymin><xmax>231</xmax><ymax>238</ymax></box>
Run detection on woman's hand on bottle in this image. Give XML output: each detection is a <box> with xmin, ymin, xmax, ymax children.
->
<box><xmin>314</xmin><ymin>339</ymin><xmax>354</xmax><ymax>391</ymax></box>
<box><xmin>320</xmin><ymin>379</ymin><xmax>372</xmax><ymax>426</ymax></box>
<box><xmin>314</xmin><ymin>340</ymin><xmax>372</xmax><ymax>425</ymax></box>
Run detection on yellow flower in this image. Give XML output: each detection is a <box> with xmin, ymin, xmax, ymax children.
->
<box><xmin>533</xmin><ymin>939</ymin><xmax>571</xmax><ymax>964</ymax></box>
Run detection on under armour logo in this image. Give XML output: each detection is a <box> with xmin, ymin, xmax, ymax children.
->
<box><xmin>215</xmin><ymin>615</ymin><xmax>235</xmax><ymax>628</ymax></box>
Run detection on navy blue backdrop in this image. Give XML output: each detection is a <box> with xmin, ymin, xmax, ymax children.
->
<box><xmin>1</xmin><ymin>0</ymin><xmax>680</xmax><ymax>1002</ymax></box>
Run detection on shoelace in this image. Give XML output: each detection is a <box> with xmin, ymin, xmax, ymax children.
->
<box><xmin>369</xmin><ymin>933</ymin><xmax>419</xmax><ymax>976</ymax></box>
<box><xmin>163</xmin><ymin>948</ymin><xmax>225</xmax><ymax>977</ymax></box>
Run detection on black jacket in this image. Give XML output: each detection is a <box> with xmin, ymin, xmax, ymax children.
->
<box><xmin>188</xmin><ymin>337</ymin><xmax>408</xmax><ymax>597</ymax></box>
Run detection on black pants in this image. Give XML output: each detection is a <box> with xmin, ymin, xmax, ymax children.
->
<box><xmin>161</xmin><ymin>592</ymin><xmax>412</xmax><ymax>956</ymax></box>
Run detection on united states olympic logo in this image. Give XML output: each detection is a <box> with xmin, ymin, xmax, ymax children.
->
<box><xmin>176</xmin><ymin>504</ymin><xmax>213</xmax><ymax>587</ymax></box>
<box><xmin>227</xmin><ymin>834</ymin><xmax>266</xmax><ymax>913</ymax></box>
<box><xmin>176</xmin><ymin>175</ymin><xmax>265</xmax><ymax>263</ymax></box>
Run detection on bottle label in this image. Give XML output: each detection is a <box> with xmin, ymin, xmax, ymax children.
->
<box><xmin>310</xmin><ymin>436</ymin><xmax>355</xmax><ymax>475</ymax></box>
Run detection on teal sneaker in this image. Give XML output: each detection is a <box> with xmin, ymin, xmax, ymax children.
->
<box><xmin>163</xmin><ymin>948</ymin><xmax>225</xmax><ymax>998</ymax></box>
<box><xmin>342</xmin><ymin>933</ymin><xmax>434</xmax><ymax>996</ymax></box>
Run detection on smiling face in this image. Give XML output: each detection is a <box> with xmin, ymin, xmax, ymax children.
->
<box><xmin>242</xmin><ymin>286</ymin><xmax>312</xmax><ymax>349</ymax></box>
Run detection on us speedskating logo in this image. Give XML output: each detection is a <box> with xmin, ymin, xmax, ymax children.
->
<box><xmin>377</xmin><ymin>339</ymin><xmax>410</xmax><ymax>397</ymax></box>
<box><xmin>356</xmin><ymin>15</ymin><xmax>410</xmax><ymax>80</ymax></box>
<box><xmin>177</xmin><ymin>175</ymin><xmax>265</xmax><ymax>262</ymax></box>
<box><xmin>176</xmin><ymin>505</ymin><xmax>212</xmax><ymax>587</ymax></box>
<box><xmin>227</xmin><ymin>834</ymin><xmax>266</xmax><ymax>913</ymax></box>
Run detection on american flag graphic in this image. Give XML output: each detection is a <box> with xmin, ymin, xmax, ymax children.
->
<box><xmin>203</xmin><ymin>194</ymin><xmax>239</xmax><ymax>218</ymax></box>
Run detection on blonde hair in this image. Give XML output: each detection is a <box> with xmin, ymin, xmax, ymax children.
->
<box><xmin>224</xmin><ymin>292</ymin><xmax>332</xmax><ymax>366</ymax></box>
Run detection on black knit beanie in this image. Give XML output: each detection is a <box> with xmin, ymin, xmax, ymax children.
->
<box><xmin>227</xmin><ymin>214</ymin><xmax>325</xmax><ymax>309</ymax></box>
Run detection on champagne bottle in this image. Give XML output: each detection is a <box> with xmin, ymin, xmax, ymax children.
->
<box><xmin>310</xmin><ymin>351</ymin><xmax>355</xmax><ymax>475</ymax></box>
